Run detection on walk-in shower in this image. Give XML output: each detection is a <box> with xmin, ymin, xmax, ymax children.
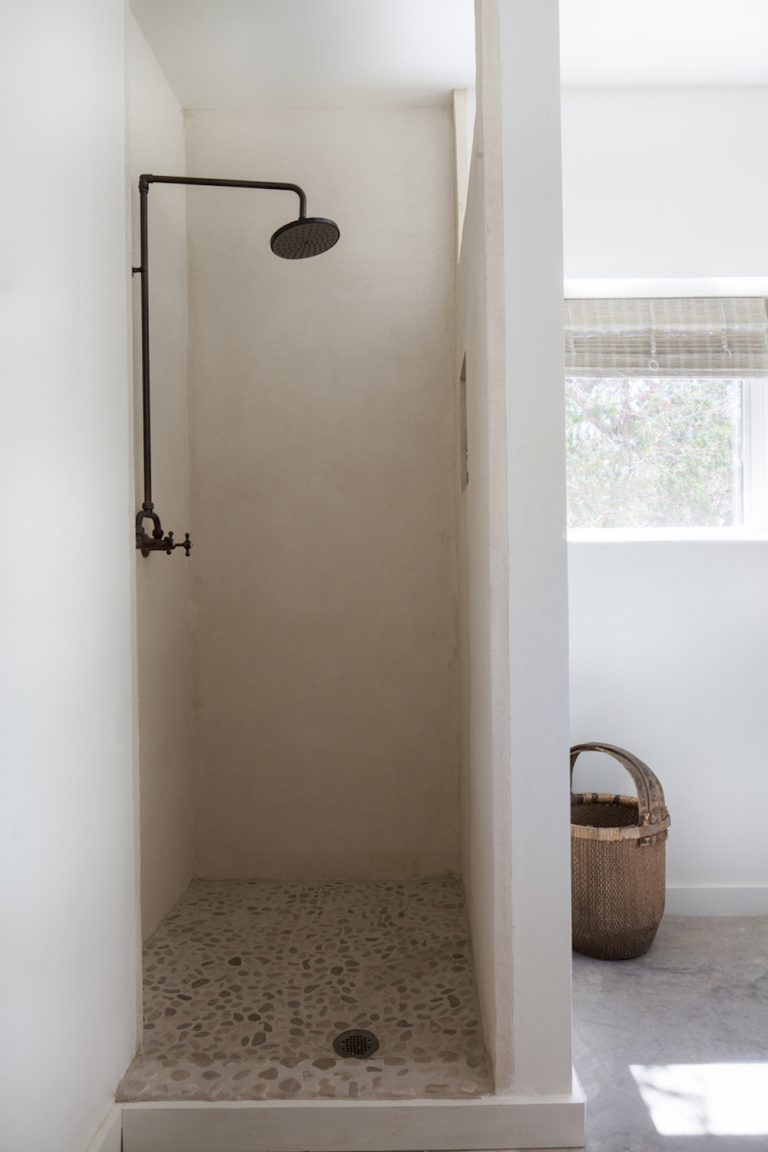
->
<box><xmin>132</xmin><ymin>174</ymin><xmax>340</xmax><ymax>558</ymax></box>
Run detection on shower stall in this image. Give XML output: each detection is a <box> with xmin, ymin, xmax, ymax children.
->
<box><xmin>121</xmin><ymin>2</ymin><xmax>582</xmax><ymax>1149</ymax></box>
<box><xmin>121</xmin><ymin>103</ymin><xmax>486</xmax><ymax>1113</ymax></box>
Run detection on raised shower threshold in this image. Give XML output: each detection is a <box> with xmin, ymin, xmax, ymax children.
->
<box><xmin>118</xmin><ymin>877</ymin><xmax>490</xmax><ymax>1104</ymax></box>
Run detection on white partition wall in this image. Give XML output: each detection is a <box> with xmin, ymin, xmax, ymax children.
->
<box><xmin>457</xmin><ymin>0</ymin><xmax>579</xmax><ymax>1104</ymax></box>
<box><xmin>498</xmin><ymin>0</ymin><xmax>574</xmax><ymax>1097</ymax></box>
<box><xmin>0</xmin><ymin>2</ymin><xmax>139</xmax><ymax>1150</ymax></box>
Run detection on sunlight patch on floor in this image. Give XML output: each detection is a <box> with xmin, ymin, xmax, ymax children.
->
<box><xmin>631</xmin><ymin>1062</ymin><xmax>768</xmax><ymax>1136</ymax></box>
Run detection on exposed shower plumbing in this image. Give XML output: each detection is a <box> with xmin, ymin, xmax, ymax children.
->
<box><xmin>132</xmin><ymin>173</ymin><xmax>340</xmax><ymax>557</ymax></box>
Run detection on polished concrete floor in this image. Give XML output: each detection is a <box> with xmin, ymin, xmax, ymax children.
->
<box><xmin>571</xmin><ymin>914</ymin><xmax>768</xmax><ymax>1151</ymax></box>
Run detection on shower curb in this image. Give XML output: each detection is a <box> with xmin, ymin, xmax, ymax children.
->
<box><xmin>120</xmin><ymin>1079</ymin><xmax>585</xmax><ymax>1152</ymax></box>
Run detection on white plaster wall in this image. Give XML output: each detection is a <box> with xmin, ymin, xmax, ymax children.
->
<box><xmin>456</xmin><ymin>0</ymin><xmax>573</xmax><ymax>1096</ymax></box>
<box><xmin>499</xmin><ymin>0</ymin><xmax>573</xmax><ymax>1094</ymax></box>
<box><xmin>185</xmin><ymin>106</ymin><xmax>460</xmax><ymax>879</ymax></box>
<box><xmin>0</xmin><ymin>2</ymin><xmax>139</xmax><ymax>1149</ymax></box>
<box><xmin>569</xmin><ymin>543</ymin><xmax>768</xmax><ymax>905</ymax></box>
<box><xmin>127</xmin><ymin>12</ymin><xmax>194</xmax><ymax>940</ymax></box>
<box><xmin>561</xmin><ymin>88</ymin><xmax>768</xmax><ymax>279</ymax></box>
<box><xmin>562</xmin><ymin>88</ymin><xmax>768</xmax><ymax>909</ymax></box>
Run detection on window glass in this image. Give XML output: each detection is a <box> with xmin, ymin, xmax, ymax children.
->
<box><xmin>565</xmin><ymin>376</ymin><xmax>744</xmax><ymax>529</ymax></box>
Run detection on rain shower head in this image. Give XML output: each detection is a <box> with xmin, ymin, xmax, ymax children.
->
<box><xmin>270</xmin><ymin>216</ymin><xmax>340</xmax><ymax>260</ymax></box>
<box><xmin>133</xmin><ymin>173</ymin><xmax>340</xmax><ymax>558</ymax></box>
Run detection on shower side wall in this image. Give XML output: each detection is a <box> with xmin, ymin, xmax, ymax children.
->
<box><xmin>185</xmin><ymin>106</ymin><xmax>460</xmax><ymax>880</ymax></box>
<box><xmin>128</xmin><ymin>13</ymin><xmax>194</xmax><ymax>939</ymax></box>
<box><xmin>456</xmin><ymin>0</ymin><xmax>575</xmax><ymax>1098</ymax></box>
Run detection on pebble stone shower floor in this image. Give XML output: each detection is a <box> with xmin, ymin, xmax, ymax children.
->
<box><xmin>118</xmin><ymin>877</ymin><xmax>490</xmax><ymax>1102</ymax></box>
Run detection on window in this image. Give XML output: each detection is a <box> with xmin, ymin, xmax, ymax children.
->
<box><xmin>564</xmin><ymin>297</ymin><xmax>768</xmax><ymax>535</ymax></box>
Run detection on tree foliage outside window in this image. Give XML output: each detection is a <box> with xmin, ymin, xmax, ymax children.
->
<box><xmin>565</xmin><ymin>377</ymin><xmax>744</xmax><ymax>529</ymax></box>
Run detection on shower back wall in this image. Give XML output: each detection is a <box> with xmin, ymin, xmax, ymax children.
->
<box><xmin>186</xmin><ymin>107</ymin><xmax>459</xmax><ymax>878</ymax></box>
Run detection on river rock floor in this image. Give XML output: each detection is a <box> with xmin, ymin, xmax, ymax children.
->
<box><xmin>118</xmin><ymin>877</ymin><xmax>490</xmax><ymax>1101</ymax></box>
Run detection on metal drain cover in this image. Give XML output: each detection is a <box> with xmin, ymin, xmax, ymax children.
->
<box><xmin>333</xmin><ymin>1028</ymin><xmax>379</xmax><ymax>1059</ymax></box>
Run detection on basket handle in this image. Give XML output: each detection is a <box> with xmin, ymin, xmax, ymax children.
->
<box><xmin>570</xmin><ymin>742</ymin><xmax>667</xmax><ymax>827</ymax></box>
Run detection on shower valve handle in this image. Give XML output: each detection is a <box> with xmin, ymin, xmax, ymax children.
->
<box><xmin>136</xmin><ymin>506</ymin><xmax>192</xmax><ymax>558</ymax></box>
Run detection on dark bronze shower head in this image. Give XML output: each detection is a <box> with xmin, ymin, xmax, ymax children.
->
<box><xmin>270</xmin><ymin>216</ymin><xmax>340</xmax><ymax>259</ymax></box>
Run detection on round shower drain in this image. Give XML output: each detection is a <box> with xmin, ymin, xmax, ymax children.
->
<box><xmin>333</xmin><ymin>1028</ymin><xmax>379</xmax><ymax>1059</ymax></box>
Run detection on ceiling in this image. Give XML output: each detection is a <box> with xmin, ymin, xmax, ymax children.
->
<box><xmin>130</xmin><ymin>0</ymin><xmax>768</xmax><ymax>110</ymax></box>
<box><xmin>129</xmin><ymin>0</ymin><xmax>476</xmax><ymax>109</ymax></box>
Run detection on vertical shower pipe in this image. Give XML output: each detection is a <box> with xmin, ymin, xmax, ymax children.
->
<box><xmin>134</xmin><ymin>174</ymin><xmax>189</xmax><ymax>555</ymax></box>
<box><xmin>137</xmin><ymin>177</ymin><xmax>156</xmax><ymax>532</ymax></box>
<box><xmin>133</xmin><ymin>175</ymin><xmax>315</xmax><ymax>557</ymax></box>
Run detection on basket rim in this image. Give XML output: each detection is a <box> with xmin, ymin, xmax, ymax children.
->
<box><xmin>571</xmin><ymin>821</ymin><xmax>669</xmax><ymax>842</ymax></box>
<box><xmin>572</xmin><ymin>791</ymin><xmax>639</xmax><ymax>809</ymax></box>
<box><xmin>571</xmin><ymin>791</ymin><xmax>670</xmax><ymax>841</ymax></box>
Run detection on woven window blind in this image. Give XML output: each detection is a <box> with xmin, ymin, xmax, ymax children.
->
<box><xmin>564</xmin><ymin>297</ymin><xmax>768</xmax><ymax>378</ymax></box>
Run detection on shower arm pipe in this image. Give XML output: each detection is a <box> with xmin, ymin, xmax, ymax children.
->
<box><xmin>132</xmin><ymin>173</ymin><xmax>308</xmax><ymax>558</ymax></box>
<box><xmin>140</xmin><ymin>173</ymin><xmax>306</xmax><ymax>215</ymax></box>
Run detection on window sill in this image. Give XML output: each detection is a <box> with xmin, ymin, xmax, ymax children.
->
<box><xmin>567</xmin><ymin>528</ymin><xmax>768</xmax><ymax>543</ymax></box>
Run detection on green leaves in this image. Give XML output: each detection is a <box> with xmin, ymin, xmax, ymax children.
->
<box><xmin>565</xmin><ymin>376</ymin><xmax>743</xmax><ymax>529</ymax></box>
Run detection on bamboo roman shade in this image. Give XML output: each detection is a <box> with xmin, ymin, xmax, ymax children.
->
<box><xmin>565</xmin><ymin>297</ymin><xmax>768</xmax><ymax>378</ymax></box>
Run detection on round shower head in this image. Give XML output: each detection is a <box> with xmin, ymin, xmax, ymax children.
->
<box><xmin>270</xmin><ymin>216</ymin><xmax>340</xmax><ymax>259</ymax></box>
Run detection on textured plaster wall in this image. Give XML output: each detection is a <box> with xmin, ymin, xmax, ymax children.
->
<box><xmin>185</xmin><ymin>106</ymin><xmax>460</xmax><ymax>879</ymax></box>
<box><xmin>562</xmin><ymin>88</ymin><xmax>768</xmax><ymax>909</ymax></box>
<box><xmin>127</xmin><ymin>14</ymin><xmax>194</xmax><ymax>940</ymax></box>
<box><xmin>455</xmin><ymin>40</ymin><xmax>512</xmax><ymax>1084</ymax></box>
<box><xmin>0</xmin><ymin>2</ymin><xmax>139</xmax><ymax>1148</ymax></box>
<box><xmin>455</xmin><ymin>0</ymin><xmax>573</xmax><ymax>1097</ymax></box>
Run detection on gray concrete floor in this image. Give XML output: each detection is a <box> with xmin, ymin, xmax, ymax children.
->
<box><xmin>571</xmin><ymin>915</ymin><xmax>768</xmax><ymax>1151</ymax></box>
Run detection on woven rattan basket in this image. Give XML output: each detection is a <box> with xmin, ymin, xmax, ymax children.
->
<box><xmin>571</xmin><ymin>742</ymin><xmax>670</xmax><ymax>960</ymax></box>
